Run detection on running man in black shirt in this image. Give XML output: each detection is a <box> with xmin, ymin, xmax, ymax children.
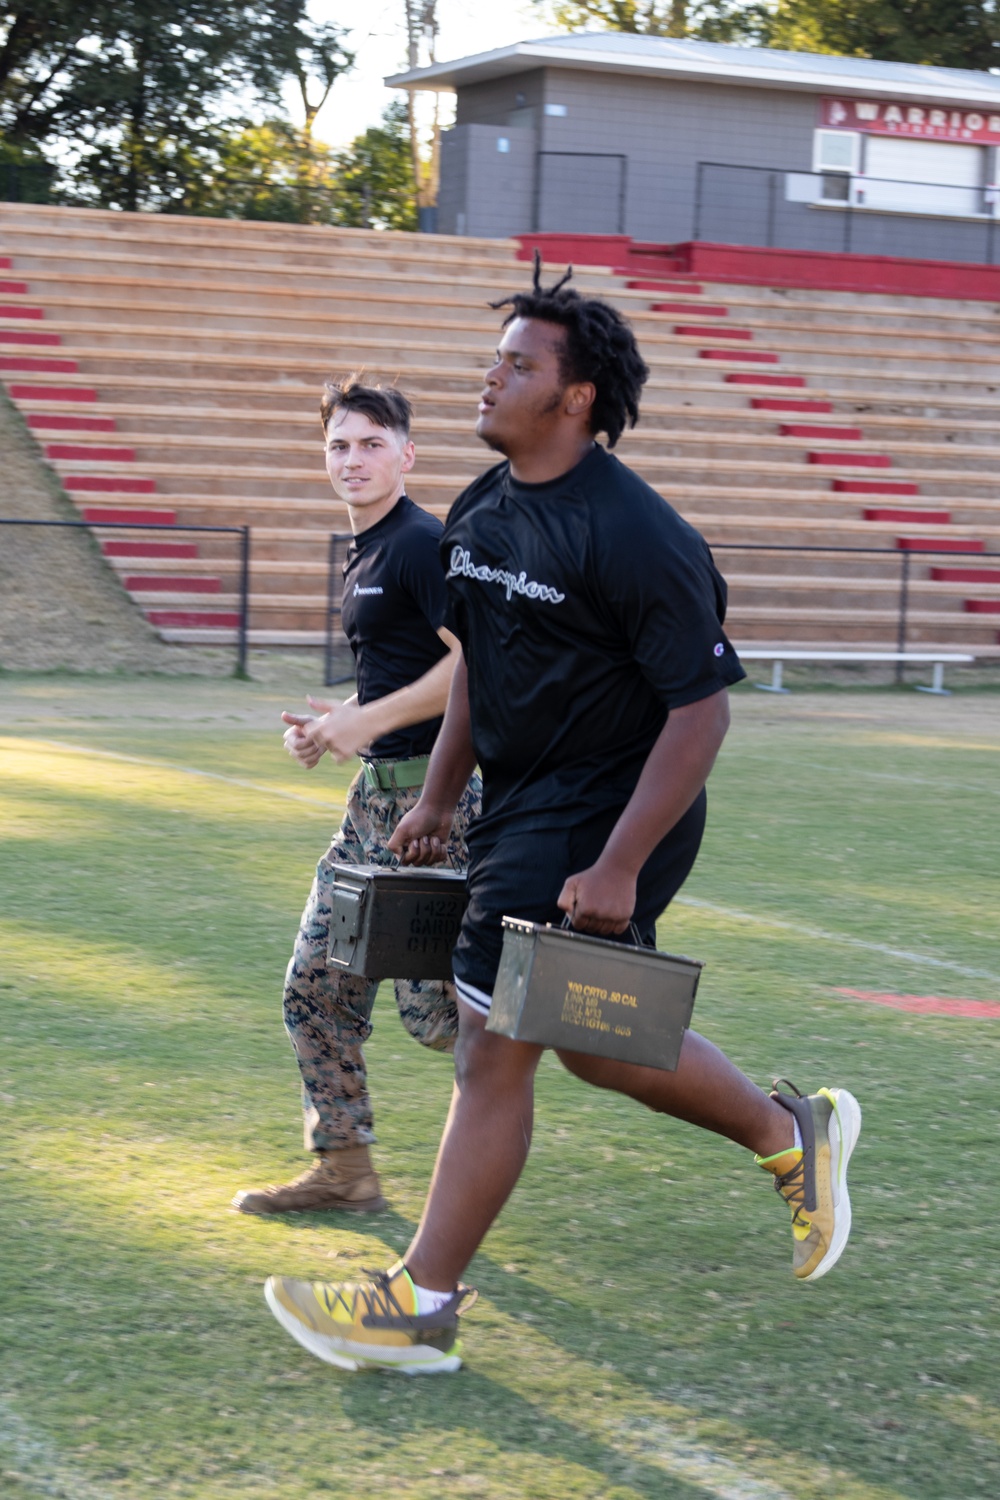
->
<box><xmin>234</xmin><ymin>378</ymin><xmax>480</xmax><ymax>1216</ymax></box>
<box><xmin>264</xmin><ymin>270</ymin><xmax>860</xmax><ymax>1371</ymax></box>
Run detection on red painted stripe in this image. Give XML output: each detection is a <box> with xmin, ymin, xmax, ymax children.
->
<box><xmin>85</xmin><ymin>508</ymin><xmax>175</xmax><ymax>525</ymax></box>
<box><xmin>0</xmin><ymin>330</ymin><xmax>61</xmax><ymax>346</ymax></box>
<box><xmin>931</xmin><ymin>566</ymin><xmax>1000</xmax><ymax>583</ymax></box>
<box><xmin>751</xmin><ymin>399</ymin><xmax>832</xmax><ymax>412</ymax></box>
<box><xmin>8</xmin><ymin>383</ymin><xmax>96</xmax><ymax>401</ymax></box>
<box><xmin>124</xmin><ymin>575</ymin><xmax>220</xmax><ymax>592</ymax></box>
<box><xmin>46</xmin><ymin>443</ymin><xmax>135</xmax><ymax>461</ymax></box>
<box><xmin>809</xmin><ymin>452</ymin><xmax>892</xmax><ymax>467</ymax></box>
<box><xmin>780</xmin><ymin>424</ymin><xmax>862</xmax><ymax>439</ymax></box>
<box><xmin>0</xmin><ymin>356</ymin><xmax>77</xmax><ymax>372</ymax></box>
<box><xmin>0</xmin><ymin>258</ymin><xmax>12</xmax><ymax>269</ymax></box>
<box><xmin>832</xmin><ymin>479</ymin><xmax>918</xmax><ymax>494</ymax></box>
<box><xmin>963</xmin><ymin>598</ymin><xmax>1000</xmax><ymax>613</ymax></box>
<box><xmin>102</xmin><ymin>541</ymin><xmax>193</xmax><ymax>557</ymax></box>
<box><xmin>700</xmin><ymin>350</ymin><xmax>780</xmax><ymax>363</ymax></box>
<box><xmin>146</xmin><ymin>610</ymin><xmax>241</xmax><ymax>627</ymax></box>
<box><xmin>863</xmin><ymin>507</ymin><xmax>951</xmax><ymax>524</ymax></box>
<box><xmin>678</xmin><ymin>325</ymin><xmax>751</xmax><ymax>339</ymax></box>
<box><xmin>835</xmin><ymin>988</ymin><xmax>1000</xmax><ymax>1018</ymax></box>
<box><xmin>627</xmin><ymin>280</ymin><xmax>703</xmax><ymax>293</ymax></box>
<box><xmin>0</xmin><ymin>280</ymin><xmax>28</xmax><ymax>294</ymax></box>
<box><xmin>27</xmin><ymin>415</ymin><xmax>117</xmax><ymax>432</ymax></box>
<box><xmin>897</xmin><ymin>537</ymin><xmax>984</xmax><ymax>553</ymax></box>
<box><xmin>652</xmin><ymin>302</ymin><xmax>727</xmax><ymax>315</ymax></box>
<box><xmin>65</xmin><ymin>475</ymin><xmax>156</xmax><ymax>493</ymax></box>
<box><xmin>0</xmin><ymin>304</ymin><xmax>43</xmax><ymax>319</ymax></box>
<box><xmin>725</xmin><ymin>373</ymin><xmax>805</xmax><ymax>387</ymax></box>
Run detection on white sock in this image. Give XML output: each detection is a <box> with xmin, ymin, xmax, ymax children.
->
<box><xmin>412</xmin><ymin>1281</ymin><xmax>454</xmax><ymax>1316</ymax></box>
<box><xmin>792</xmin><ymin>1118</ymin><xmax>803</xmax><ymax>1152</ymax></box>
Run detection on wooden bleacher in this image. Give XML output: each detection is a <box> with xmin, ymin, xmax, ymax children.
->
<box><xmin>1</xmin><ymin>200</ymin><xmax>998</xmax><ymax>657</ymax></box>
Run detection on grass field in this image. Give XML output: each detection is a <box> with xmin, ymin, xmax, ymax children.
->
<box><xmin>1</xmin><ymin>662</ymin><xmax>998</xmax><ymax>1500</ymax></box>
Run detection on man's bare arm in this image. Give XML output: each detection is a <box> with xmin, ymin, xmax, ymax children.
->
<box><xmin>282</xmin><ymin>627</ymin><xmax>462</xmax><ymax>768</ymax></box>
<box><xmin>558</xmin><ymin>688</ymin><xmax>731</xmax><ymax>935</ymax></box>
<box><xmin>388</xmin><ymin>652</ymin><xmax>477</xmax><ymax>864</ymax></box>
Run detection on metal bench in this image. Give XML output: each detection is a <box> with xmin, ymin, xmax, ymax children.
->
<box><xmin>738</xmin><ymin>650</ymin><xmax>975</xmax><ymax>695</ymax></box>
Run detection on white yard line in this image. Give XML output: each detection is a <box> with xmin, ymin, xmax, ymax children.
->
<box><xmin>0</xmin><ymin>1397</ymin><xmax>111</xmax><ymax>1499</ymax></box>
<box><xmin>0</xmin><ymin>737</ymin><xmax>346</xmax><ymax>812</ymax></box>
<box><xmin>677</xmin><ymin>895</ymin><xmax>1000</xmax><ymax>985</ymax></box>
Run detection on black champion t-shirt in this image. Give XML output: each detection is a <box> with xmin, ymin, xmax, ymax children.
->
<box><xmin>341</xmin><ymin>495</ymin><xmax>451</xmax><ymax>759</ymax></box>
<box><xmin>441</xmin><ymin>444</ymin><xmax>745</xmax><ymax>836</ymax></box>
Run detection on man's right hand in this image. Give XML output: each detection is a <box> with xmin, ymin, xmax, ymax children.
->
<box><xmin>388</xmin><ymin>800</ymin><xmax>456</xmax><ymax>865</ymax></box>
<box><xmin>281</xmin><ymin>711</ymin><xmax>325</xmax><ymax>770</ymax></box>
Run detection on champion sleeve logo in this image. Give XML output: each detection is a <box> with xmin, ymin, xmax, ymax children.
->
<box><xmin>446</xmin><ymin>544</ymin><xmax>565</xmax><ymax>605</ymax></box>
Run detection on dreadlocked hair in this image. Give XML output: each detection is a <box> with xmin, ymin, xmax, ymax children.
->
<box><xmin>488</xmin><ymin>251</ymin><xmax>649</xmax><ymax>448</ymax></box>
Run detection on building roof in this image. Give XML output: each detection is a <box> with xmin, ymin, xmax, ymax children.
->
<box><xmin>386</xmin><ymin>32</ymin><xmax>1000</xmax><ymax>108</ymax></box>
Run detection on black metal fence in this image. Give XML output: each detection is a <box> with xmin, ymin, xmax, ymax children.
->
<box><xmin>323</xmin><ymin>531</ymin><xmax>355</xmax><ymax>687</ymax></box>
<box><xmin>693</xmin><ymin>161</ymin><xmax>1000</xmax><ymax>264</ymax></box>
<box><xmin>714</xmin><ymin>541</ymin><xmax>998</xmax><ymax>681</ymax></box>
<box><xmin>534</xmin><ymin>151</ymin><xmax>627</xmax><ymax>236</ymax></box>
<box><xmin>0</xmin><ymin>518</ymin><xmax>251</xmax><ymax>675</ymax></box>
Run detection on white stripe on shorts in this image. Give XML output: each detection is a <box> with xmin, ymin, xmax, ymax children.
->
<box><xmin>455</xmin><ymin>978</ymin><xmax>493</xmax><ymax>1016</ymax></box>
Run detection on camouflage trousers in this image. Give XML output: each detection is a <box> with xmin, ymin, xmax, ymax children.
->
<box><xmin>283</xmin><ymin>766</ymin><xmax>481</xmax><ymax>1152</ymax></box>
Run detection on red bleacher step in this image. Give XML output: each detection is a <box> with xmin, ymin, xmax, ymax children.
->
<box><xmin>963</xmin><ymin>599</ymin><xmax>1000</xmax><ymax>613</ymax></box>
<box><xmin>725</xmin><ymin>373</ymin><xmax>805</xmax><ymax>387</ymax></box>
<box><xmin>146</xmin><ymin>610</ymin><xmax>241</xmax><ymax>628</ymax></box>
<box><xmin>679</xmin><ymin>325</ymin><xmax>751</xmax><ymax>339</ymax></box>
<box><xmin>9</xmin><ymin>383</ymin><xmax>97</xmax><ymax>401</ymax></box>
<box><xmin>832</xmin><ymin>479</ymin><xmax>917</xmax><ymax>495</ymax></box>
<box><xmin>627</xmin><ymin>280</ymin><xmax>703</xmax><ymax>293</ymax></box>
<box><xmin>103</xmin><ymin>541</ymin><xmax>195</xmax><ymax>558</ymax></box>
<box><xmin>652</xmin><ymin>302</ymin><xmax>727</xmax><ymax>316</ymax></box>
<box><xmin>897</xmin><ymin>537</ymin><xmax>984</xmax><ymax>553</ymax></box>
<box><xmin>780</xmin><ymin>424</ymin><xmax>862</xmax><ymax>440</ymax></box>
<box><xmin>863</xmin><ymin>508</ymin><xmax>951</xmax><ymax>524</ymax></box>
<box><xmin>28</xmin><ymin>414</ymin><xmax>117</xmax><ymax>432</ymax></box>
<box><xmin>0</xmin><ymin>280</ymin><xmax>28</xmax><ymax>293</ymax></box>
<box><xmin>46</xmin><ymin>443</ymin><xmax>135</xmax><ymax>461</ymax></box>
<box><xmin>751</xmin><ymin>399</ymin><xmax>832</xmax><ymax>412</ymax></box>
<box><xmin>0</xmin><ymin>304</ymin><xmax>43</xmax><ymax>319</ymax></box>
<box><xmin>809</xmin><ymin>452</ymin><xmax>891</xmax><ymax>468</ymax></box>
<box><xmin>64</xmin><ymin>475</ymin><xmax>156</xmax><ymax>493</ymax></box>
<box><xmin>931</xmin><ymin>566</ymin><xmax>1000</xmax><ymax>583</ymax></box>
<box><xmin>700</xmin><ymin>350</ymin><xmax>780</xmax><ymax>363</ymax></box>
<box><xmin>0</xmin><ymin>330</ymin><xmax>61</xmax><ymax>346</ymax></box>
<box><xmin>83</xmin><ymin>507</ymin><xmax>174</xmax><ymax>525</ymax></box>
<box><xmin>0</xmin><ymin>356</ymin><xmax>77</xmax><ymax>372</ymax></box>
<box><xmin>124</xmin><ymin>575</ymin><xmax>220</xmax><ymax>592</ymax></box>
<box><xmin>0</xmin><ymin>258</ymin><xmax>12</xmax><ymax>268</ymax></box>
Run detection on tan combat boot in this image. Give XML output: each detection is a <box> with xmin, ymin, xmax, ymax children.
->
<box><xmin>232</xmin><ymin>1145</ymin><xmax>386</xmax><ymax>1215</ymax></box>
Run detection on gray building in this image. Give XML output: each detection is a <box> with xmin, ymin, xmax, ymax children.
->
<box><xmin>388</xmin><ymin>35</ymin><xmax>1000</xmax><ymax>262</ymax></box>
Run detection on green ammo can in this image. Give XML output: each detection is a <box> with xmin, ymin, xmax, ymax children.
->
<box><xmin>486</xmin><ymin>918</ymin><xmax>703</xmax><ymax>1071</ymax></box>
<box><xmin>326</xmin><ymin>864</ymin><xmax>468</xmax><ymax>980</ymax></box>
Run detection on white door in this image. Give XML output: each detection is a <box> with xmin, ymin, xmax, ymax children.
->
<box><xmin>861</xmin><ymin>137</ymin><xmax>984</xmax><ymax>216</ymax></box>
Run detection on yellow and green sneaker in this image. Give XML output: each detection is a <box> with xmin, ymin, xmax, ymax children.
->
<box><xmin>757</xmin><ymin>1079</ymin><xmax>862</xmax><ymax>1283</ymax></box>
<box><xmin>264</xmin><ymin>1261</ymin><xmax>476</xmax><ymax>1374</ymax></box>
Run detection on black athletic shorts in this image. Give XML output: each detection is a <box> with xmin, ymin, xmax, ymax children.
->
<box><xmin>452</xmin><ymin>790</ymin><xmax>707</xmax><ymax>1014</ymax></box>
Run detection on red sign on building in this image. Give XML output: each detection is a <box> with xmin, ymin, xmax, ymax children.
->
<box><xmin>822</xmin><ymin>96</ymin><xmax>1000</xmax><ymax>142</ymax></box>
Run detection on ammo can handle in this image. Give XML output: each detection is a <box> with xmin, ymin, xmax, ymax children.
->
<box><xmin>559</xmin><ymin>913</ymin><xmax>645</xmax><ymax>947</ymax></box>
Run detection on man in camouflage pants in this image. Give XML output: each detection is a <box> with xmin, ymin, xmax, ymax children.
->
<box><xmin>233</xmin><ymin>377</ymin><xmax>480</xmax><ymax>1215</ymax></box>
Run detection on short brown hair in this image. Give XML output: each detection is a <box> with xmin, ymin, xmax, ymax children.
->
<box><xmin>320</xmin><ymin>375</ymin><xmax>412</xmax><ymax>438</ymax></box>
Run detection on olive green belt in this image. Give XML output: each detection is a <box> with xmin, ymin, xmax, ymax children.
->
<box><xmin>361</xmin><ymin>755</ymin><xmax>430</xmax><ymax>792</ymax></box>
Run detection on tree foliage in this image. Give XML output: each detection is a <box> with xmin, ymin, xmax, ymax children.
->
<box><xmin>0</xmin><ymin>0</ymin><xmax>352</xmax><ymax>209</ymax></box>
<box><xmin>332</xmin><ymin>99</ymin><xmax>417</xmax><ymax>231</ymax></box>
<box><xmin>535</xmin><ymin>0</ymin><xmax>1000</xmax><ymax>66</ymax></box>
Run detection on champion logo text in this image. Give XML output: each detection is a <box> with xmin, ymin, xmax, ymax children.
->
<box><xmin>446</xmin><ymin>545</ymin><xmax>566</xmax><ymax>604</ymax></box>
